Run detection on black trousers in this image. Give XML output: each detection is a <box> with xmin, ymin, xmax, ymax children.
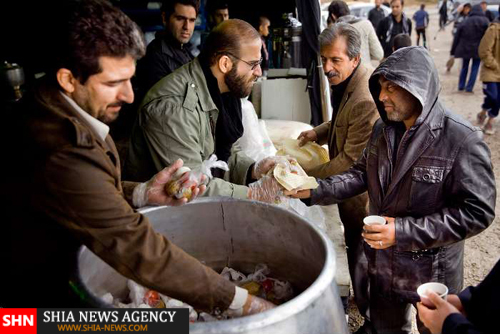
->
<box><xmin>416</xmin><ymin>28</ymin><xmax>426</xmax><ymax>47</ymax></box>
<box><xmin>338</xmin><ymin>194</ymin><xmax>370</xmax><ymax>318</ymax></box>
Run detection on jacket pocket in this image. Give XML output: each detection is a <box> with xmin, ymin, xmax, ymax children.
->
<box><xmin>408</xmin><ymin>166</ymin><xmax>444</xmax><ymax>212</ymax></box>
<box><xmin>391</xmin><ymin>249</ymin><xmax>436</xmax><ymax>303</ymax></box>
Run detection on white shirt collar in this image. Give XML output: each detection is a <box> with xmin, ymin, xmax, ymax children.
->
<box><xmin>60</xmin><ymin>92</ymin><xmax>110</xmax><ymax>141</ymax></box>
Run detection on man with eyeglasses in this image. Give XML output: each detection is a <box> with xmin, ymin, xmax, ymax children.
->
<box><xmin>125</xmin><ymin>19</ymin><xmax>281</xmax><ymax>202</ymax></box>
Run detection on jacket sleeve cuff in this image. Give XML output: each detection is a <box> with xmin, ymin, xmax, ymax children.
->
<box><xmin>313</xmin><ymin>122</ymin><xmax>331</xmax><ymax>145</ymax></box>
<box><xmin>443</xmin><ymin>313</ymin><xmax>479</xmax><ymax>334</ymax></box>
<box><xmin>229</xmin><ymin>152</ymin><xmax>255</xmax><ymax>185</ymax></box>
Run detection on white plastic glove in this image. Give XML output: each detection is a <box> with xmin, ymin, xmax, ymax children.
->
<box><xmin>226</xmin><ymin>287</ymin><xmax>275</xmax><ymax>318</ymax></box>
<box><xmin>247</xmin><ymin>175</ymin><xmax>284</xmax><ymax>204</ymax></box>
<box><xmin>132</xmin><ymin>159</ymin><xmax>205</xmax><ymax>208</ymax></box>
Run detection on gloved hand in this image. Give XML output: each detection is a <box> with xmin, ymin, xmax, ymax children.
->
<box><xmin>133</xmin><ymin>159</ymin><xmax>206</xmax><ymax>208</ymax></box>
<box><xmin>241</xmin><ymin>294</ymin><xmax>275</xmax><ymax>315</ymax></box>
<box><xmin>252</xmin><ymin>156</ymin><xmax>297</xmax><ymax>179</ymax></box>
<box><xmin>297</xmin><ymin>129</ymin><xmax>318</xmax><ymax>147</ymax></box>
<box><xmin>247</xmin><ymin>175</ymin><xmax>283</xmax><ymax>203</ymax></box>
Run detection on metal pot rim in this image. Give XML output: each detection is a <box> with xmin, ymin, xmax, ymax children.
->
<box><xmin>140</xmin><ymin>198</ymin><xmax>337</xmax><ymax>330</ymax></box>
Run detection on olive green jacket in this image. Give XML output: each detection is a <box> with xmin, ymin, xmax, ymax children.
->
<box><xmin>125</xmin><ymin>58</ymin><xmax>253</xmax><ymax>198</ymax></box>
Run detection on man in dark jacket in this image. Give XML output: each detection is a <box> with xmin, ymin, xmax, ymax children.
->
<box><xmin>368</xmin><ymin>0</ymin><xmax>386</xmax><ymax>31</ymax></box>
<box><xmin>480</xmin><ymin>1</ymin><xmax>495</xmax><ymax>22</ymax></box>
<box><xmin>377</xmin><ymin>0</ymin><xmax>412</xmax><ymax>58</ymax></box>
<box><xmin>0</xmin><ymin>0</ymin><xmax>273</xmax><ymax>314</ymax></box>
<box><xmin>135</xmin><ymin>0</ymin><xmax>198</xmax><ymax>101</ymax></box>
<box><xmin>451</xmin><ymin>4</ymin><xmax>489</xmax><ymax>92</ymax></box>
<box><xmin>418</xmin><ymin>259</ymin><xmax>500</xmax><ymax>334</ymax></box>
<box><xmin>289</xmin><ymin>46</ymin><xmax>496</xmax><ymax>334</ymax></box>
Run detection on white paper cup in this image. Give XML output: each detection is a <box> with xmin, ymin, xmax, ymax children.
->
<box><xmin>363</xmin><ymin>215</ymin><xmax>387</xmax><ymax>226</ymax></box>
<box><xmin>417</xmin><ymin>282</ymin><xmax>448</xmax><ymax>308</ymax></box>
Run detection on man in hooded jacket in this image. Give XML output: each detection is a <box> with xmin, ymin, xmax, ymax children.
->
<box><xmin>288</xmin><ymin>46</ymin><xmax>496</xmax><ymax>333</ymax></box>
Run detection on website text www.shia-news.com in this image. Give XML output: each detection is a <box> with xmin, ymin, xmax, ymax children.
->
<box><xmin>56</xmin><ymin>324</ymin><xmax>148</xmax><ymax>332</ymax></box>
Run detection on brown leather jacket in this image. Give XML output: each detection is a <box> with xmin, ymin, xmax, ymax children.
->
<box><xmin>310</xmin><ymin>47</ymin><xmax>496</xmax><ymax>303</ymax></box>
<box><xmin>0</xmin><ymin>80</ymin><xmax>235</xmax><ymax>309</ymax></box>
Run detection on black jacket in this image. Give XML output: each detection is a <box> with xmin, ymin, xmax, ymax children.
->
<box><xmin>376</xmin><ymin>13</ymin><xmax>412</xmax><ymax>58</ymax></box>
<box><xmin>311</xmin><ymin>46</ymin><xmax>496</xmax><ymax>303</ymax></box>
<box><xmin>451</xmin><ymin>5</ymin><xmax>489</xmax><ymax>59</ymax></box>
<box><xmin>368</xmin><ymin>6</ymin><xmax>386</xmax><ymax>31</ymax></box>
<box><xmin>135</xmin><ymin>31</ymin><xmax>193</xmax><ymax>101</ymax></box>
<box><xmin>443</xmin><ymin>259</ymin><xmax>500</xmax><ymax>334</ymax></box>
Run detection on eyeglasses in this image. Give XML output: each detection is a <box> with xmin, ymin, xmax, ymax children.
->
<box><xmin>225</xmin><ymin>52</ymin><xmax>263</xmax><ymax>71</ymax></box>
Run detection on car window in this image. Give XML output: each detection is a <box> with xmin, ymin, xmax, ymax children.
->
<box><xmin>351</xmin><ymin>8</ymin><xmax>361</xmax><ymax>17</ymax></box>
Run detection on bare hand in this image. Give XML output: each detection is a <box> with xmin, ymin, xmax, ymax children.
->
<box><xmin>146</xmin><ymin>159</ymin><xmax>206</xmax><ymax>206</ymax></box>
<box><xmin>297</xmin><ymin>130</ymin><xmax>318</xmax><ymax>147</ymax></box>
<box><xmin>362</xmin><ymin>216</ymin><xmax>396</xmax><ymax>249</ymax></box>
<box><xmin>445</xmin><ymin>294</ymin><xmax>464</xmax><ymax>314</ymax></box>
<box><xmin>284</xmin><ymin>189</ymin><xmax>311</xmax><ymax>199</ymax></box>
<box><xmin>417</xmin><ymin>291</ymin><xmax>461</xmax><ymax>334</ymax></box>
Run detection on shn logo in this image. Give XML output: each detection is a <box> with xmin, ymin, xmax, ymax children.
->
<box><xmin>0</xmin><ymin>309</ymin><xmax>37</xmax><ymax>334</ymax></box>
<box><xmin>2</xmin><ymin>315</ymin><xmax>34</xmax><ymax>326</ymax></box>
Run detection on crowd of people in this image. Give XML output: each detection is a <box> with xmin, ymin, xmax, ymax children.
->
<box><xmin>2</xmin><ymin>0</ymin><xmax>499</xmax><ymax>334</ymax></box>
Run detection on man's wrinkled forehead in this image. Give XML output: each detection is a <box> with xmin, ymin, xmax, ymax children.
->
<box><xmin>379</xmin><ymin>75</ymin><xmax>398</xmax><ymax>88</ymax></box>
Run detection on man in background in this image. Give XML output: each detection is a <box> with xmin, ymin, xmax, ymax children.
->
<box><xmin>208</xmin><ymin>0</ymin><xmax>229</xmax><ymax>30</ymax></box>
<box><xmin>377</xmin><ymin>0</ymin><xmax>412</xmax><ymax>58</ymax></box>
<box><xmin>368</xmin><ymin>0</ymin><xmax>386</xmax><ymax>31</ymax></box>
<box><xmin>257</xmin><ymin>16</ymin><xmax>270</xmax><ymax>73</ymax></box>
<box><xmin>481</xmin><ymin>1</ymin><xmax>495</xmax><ymax>22</ymax></box>
<box><xmin>135</xmin><ymin>0</ymin><xmax>199</xmax><ymax>102</ymax></box>
<box><xmin>392</xmin><ymin>33</ymin><xmax>411</xmax><ymax>51</ymax></box>
<box><xmin>413</xmin><ymin>4</ymin><xmax>429</xmax><ymax>48</ymax></box>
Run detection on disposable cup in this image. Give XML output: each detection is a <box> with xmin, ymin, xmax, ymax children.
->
<box><xmin>363</xmin><ymin>215</ymin><xmax>387</xmax><ymax>226</ymax></box>
<box><xmin>417</xmin><ymin>282</ymin><xmax>448</xmax><ymax>308</ymax></box>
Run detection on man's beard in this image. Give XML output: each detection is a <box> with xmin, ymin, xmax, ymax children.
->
<box><xmin>225</xmin><ymin>66</ymin><xmax>254</xmax><ymax>98</ymax></box>
<box><xmin>385</xmin><ymin>106</ymin><xmax>414</xmax><ymax>122</ymax></box>
<box><xmin>97</xmin><ymin>102</ymin><xmax>124</xmax><ymax>124</ymax></box>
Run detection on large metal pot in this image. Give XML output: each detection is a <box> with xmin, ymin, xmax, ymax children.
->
<box><xmin>76</xmin><ymin>198</ymin><xmax>349</xmax><ymax>334</ymax></box>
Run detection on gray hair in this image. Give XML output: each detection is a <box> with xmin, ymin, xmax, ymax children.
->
<box><xmin>319</xmin><ymin>22</ymin><xmax>361</xmax><ymax>60</ymax></box>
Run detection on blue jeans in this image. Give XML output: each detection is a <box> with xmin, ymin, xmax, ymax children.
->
<box><xmin>459</xmin><ymin>58</ymin><xmax>481</xmax><ymax>92</ymax></box>
<box><xmin>482</xmin><ymin>82</ymin><xmax>500</xmax><ymax>118</ymax></box>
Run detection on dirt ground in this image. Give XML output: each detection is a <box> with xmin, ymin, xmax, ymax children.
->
<box><xmin>347</xmin><ymin>5</ymin><xmax>500</xmax><ymax>333</ymax></box>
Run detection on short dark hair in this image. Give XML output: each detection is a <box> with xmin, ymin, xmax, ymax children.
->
<box><xmin>51</xmin><ymin>0</ymin><xmax>145</xmax><ymax>84</ymax></box>
<box><xmin>207</xmin><ymin>0</ymin><xmax>229</xmax><ymax>13</ymax></box>
<box><xmin>390</xmin><ymin>0</ymin><xmax>404</xmax><ymax>6</ymax></box>
<box><xmin>420</xmin><ymin>4</ymin><xmax>425</xmax><ymax>9</ymax></box>
<box><xmin>328</xmin><ymin>1</ymin><xmax>350</xmax><ymax>19</ymax></box>
<box><xmin>319</xmin><ymin>22</ymin><xmax>361</xmax><ymax>59</ymax></box>
<box><xmin>393</xmin><ymin>33</ymin><xmax>411</xmax><ymax>50</ymax></box>
<box><xmin>200</xmin><ymin>19</ymin><xmax>261</xmax><ymax>66</ymax></box>
<box><xmin>161</xmin><ymin>0</ymin><xmax>200</xmax><ymax>17</ymax></box>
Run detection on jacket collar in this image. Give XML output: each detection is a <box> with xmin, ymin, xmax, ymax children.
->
<box><xmin>59</xmin><ymin>92</ymin><xmax>109</xmax><ymax>141</ymax></box>
<box><xmin>187</xmin><ymin>58</ymin><xmax>218</xmax><ymax>113</ymax></box>
<box><xmin>34</xmin><ymin>80</ymin><xmax>109</xmax><ymax>149</ymax></box>
<box><xmin>335</xmin><ymin>64</ymin><xmax>368</xmax><ymax>114</ymax></box>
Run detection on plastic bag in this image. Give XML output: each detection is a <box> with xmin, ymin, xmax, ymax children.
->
<box><xmin>233</xmin><ymin>98</ymin><xmax>276</xmax><ymax>161</ymax></box>
<box><xmin>166</xmin><ymin>155</ymin><xmax>229</xmax><ymax>199</ymax></box>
